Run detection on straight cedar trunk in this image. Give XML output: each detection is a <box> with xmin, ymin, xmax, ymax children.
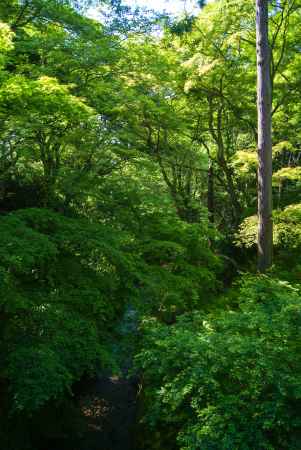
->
<box><xmin>207</xmin><ymin>162</ymin><xmax>214</xmax><ymax>223</ymax></box>
<box><xmin>256</xmin><ymin>0</ymin><xmax>273</xmax><ymax>272</ymax></box>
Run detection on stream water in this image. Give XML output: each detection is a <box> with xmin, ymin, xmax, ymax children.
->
<box><xmin>74</xmin><ymin>306</ymin><xmax>140</xmax><ymax>450</ymax></box>
<box><xmin>42</xmin><ymin>306</ymin><xmax>141</xmax><ymax>450</ymax></box>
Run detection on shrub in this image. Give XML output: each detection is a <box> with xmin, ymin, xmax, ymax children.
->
<box><xmin>135</xmin><ymin>275</ymin><xmax>301</xmax><ymax>450</ymax></box>
<box><xmin>0</xmin><ymin>208</ymin><xmax>134</xmax><ymax>412</ymax></box>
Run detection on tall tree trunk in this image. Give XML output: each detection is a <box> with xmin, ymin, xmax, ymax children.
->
<box><xmin>207</xmin><ymin>161</ymin><xmax>214</xmax><ymax>223</ymax></box>
<box><xmin>256</xmin><ymin>0</ymin><xmax>273</xmax><ymax>272</ymax></box>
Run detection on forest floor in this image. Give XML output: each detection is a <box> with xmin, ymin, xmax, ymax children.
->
<box><xmin>75</xmin><ymin>374</ymin><xmax>138</xmax><ymax>450</ymax></box>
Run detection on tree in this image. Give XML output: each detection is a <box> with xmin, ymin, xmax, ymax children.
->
<box><xmin>256</xmin><ymin>0</ymin><xmax>273</xmax><ymax>272</ymax></box>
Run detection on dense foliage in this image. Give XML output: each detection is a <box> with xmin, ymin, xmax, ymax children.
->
<box><xmin>0</xmin><ymin>208</ymin><xmax>135</xmax><ymax>411</ymax></box>
<box><xmin>0</xmin><ymin>0</ymin><xmax>300</xmax><ymax>449</ymax></box>
<box><xmin>135</xmin><ymin>276</ymin><xmax>301</xmax><ymax>450</ymax></box>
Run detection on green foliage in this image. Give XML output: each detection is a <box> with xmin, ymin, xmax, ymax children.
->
<box><xmin>0</xmin><ymin>75</ymin><xmax>94</xmax><ymax>118</ymax></box>
<box><xmin>236</xmin><ymin>203</ymin><xmax>301</xmax><ymax>250</ymax></box>
<box><xmin>135</xmin><ymin>211</ymin><xmax>222</xmax><ymax>316</ymax></box>
<box><xmin>273</xmin><ymin>167</ymin><xmax>301</xmax><ymax>185</ymax></box>
<box><xmin>135</xmin><ymin>275</ymin><xmax>301</xmax><ymax>450</ymax></box>
<box><xmin>0</xmin><ymin>0</ymin><xmax>300</xmax><ymax>447</ymax></box>
<box><xmin>0</xmin><ymin>203</ymin><xmax>220</xmax><ymax>417</ymax></box>
<box><xmin>0</xmin><ymin>208</ymin><xmax>134</xmax><ymax>412</ymax></box>
<box><xmin>0</xmin><ymin>21</ymin><xmax>14</xmax><ymax>68</ymax></box>
<box><xmin>91</xmin><ymin>162</ymin><xmax>222</xmax><ymax>316</ymax></box>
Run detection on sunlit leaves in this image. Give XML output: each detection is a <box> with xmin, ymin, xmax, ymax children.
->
<box><xmin>0</xmin><ymin>22</ymin><xmax>14</xmax><ymax>69</ymax></box>
<box><xmin>236</xmin><ymin>203</ymin><xmax>301</xmax><ymax>250</ymax></box>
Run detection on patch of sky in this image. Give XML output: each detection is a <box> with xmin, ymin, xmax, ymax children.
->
<box><xmin>86</xmin><ymin>0</ymin><xmax>214</xmax><ymax>21</ymax></box>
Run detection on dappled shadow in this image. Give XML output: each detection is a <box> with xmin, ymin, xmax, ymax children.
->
<box><xmin>74</xmin><ymin>375</ymin><xmax>138</xmax><ymax>450</ymax></box>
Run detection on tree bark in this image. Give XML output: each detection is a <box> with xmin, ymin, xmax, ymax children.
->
<box><xmin>256</xmin><ymin>0</ymin><xmax>273</xmax><ymax>272</ymax></box>
<box><xmin>207</xmin><ymin>161</ymin><xmax>214</xmax><ymax>223</ymax></box>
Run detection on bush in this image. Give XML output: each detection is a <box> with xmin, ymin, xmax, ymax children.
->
<box><xmin>136</xmin><ymin>216</ymin><xmax>222</xmax><ymax>317</ymax></box>
<box><xmin>135</xmin><ymin>275</ymin><xmax>301</xmax><ymax>450</ymax></box>
<box><xmin>0</xmin><ymin>208</ymin><xmax>135</xmax><ymax>413</ymax></box>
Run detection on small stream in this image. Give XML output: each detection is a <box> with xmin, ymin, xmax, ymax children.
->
<box><xmin>41</xmin><ymin>305</ymin><xmax>141</xmax><ymax>450</ymax></box>
<box><xmin>73</xmin><ymin>374</ymin><xmax>138</xmax><ymax>450</ymax></box>
<box><xmin>74</xmin><ymin>306</ymin><xmax>141</xmax><ymax>450</ymax></box>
